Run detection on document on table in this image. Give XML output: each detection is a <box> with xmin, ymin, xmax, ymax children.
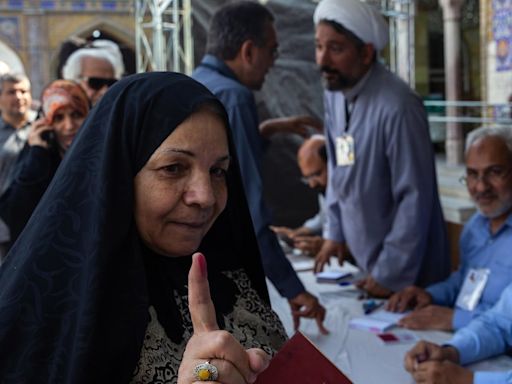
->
<box><xmin>349</xmin><ymin>310</ymin><xmax>407</xmax><ymax>333</ymax></box>
<box><xmin>316</xmin><ymin>270</ymin><xmax>353</xmax><ymax>283</ymax></box>
<box><xmin>292</xmin><ymin>259</ymin><xmax>315</xmax><ymax>272</ymax></box>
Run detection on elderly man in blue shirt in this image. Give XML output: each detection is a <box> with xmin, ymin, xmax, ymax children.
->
<box><xmin>192</xmin><ymin>1</ymin><xmax>327</xmax><ymax>334</ymax></box>
<box><xmin>388</xmin><ymin>126</ymin><xmax>512</xmax><ymax>331</ymax></box>
<box><xmin>404</xmin><ymin>281</ymin><xmax>512</xmax><ymax>384</ymax></box>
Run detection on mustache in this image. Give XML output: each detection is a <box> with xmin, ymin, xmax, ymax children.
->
<box><xmin>320</xmin><ymin>66</ymin><xmax>340</xmax><ymax>75</ymax></box>
<box><xmin>473</xmin><ymin>191</ymin><xmax>496</xmax><ymax>201</ymax></box>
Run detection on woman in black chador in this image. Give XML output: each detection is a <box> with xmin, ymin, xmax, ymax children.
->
<box><xmin>0</xmin><ymin>72</ymin><xmax>286</xmax><ymax>383</ymax></box>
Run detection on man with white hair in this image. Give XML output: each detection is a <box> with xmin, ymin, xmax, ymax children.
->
<box><xmin>62</xmin><ymin>42</ymin><xmax>123</xmax><ymax>105</ymax></box>
<box><xmin>388</xmin><ymin>126</ymin><xmax>512</xmax><ymax>332</ymax></box>
<box><xmin>313</xmin><ymin>0</ymin><xmax>450</xmax><ymax>297</ymax></box>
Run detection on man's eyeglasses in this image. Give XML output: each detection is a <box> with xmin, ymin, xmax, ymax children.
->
<box><xmin>301</xmin><ymin>169</ymin><xmax>323</xmax><ymax>184</ymax></box>
<box><xmin>459</xmin><ymin>165</ymin><xmax>512</xmax><ymax>186</ymax></box>
<box><xmin>81</xmin><ymin>77</ymin><xmax>117</xmax><ymax>90</ymax></box>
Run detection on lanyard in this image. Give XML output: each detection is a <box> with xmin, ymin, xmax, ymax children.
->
<box><xmin>344</xmin><ymin>97</ymin><xmax>357</xmax><ymax>133</ymax></box>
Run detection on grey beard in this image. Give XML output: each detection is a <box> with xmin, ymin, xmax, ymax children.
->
<box><xmin>475</xmin><ymin>198</ymin><xmax>512</xmax><ymax>220</ymax></box>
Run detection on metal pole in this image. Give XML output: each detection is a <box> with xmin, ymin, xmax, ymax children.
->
<box><xmin>135</xmin><ymin>0</ymin><xmax>194</xmax><ymax>73</ymax></box>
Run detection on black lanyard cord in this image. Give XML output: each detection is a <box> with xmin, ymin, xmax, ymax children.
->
<box><xmin>344</xmin><ymin>97</ymin><xmax>357</xmax><ymax>133</ymax></box>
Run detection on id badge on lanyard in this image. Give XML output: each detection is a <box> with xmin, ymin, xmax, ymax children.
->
<box><xmin>335</xmin><ymin>134</ymin><xmax>355</xmax><ymax>166</ymax></box>
<box><xmin>335</xmin><ymin>98</ymin><xmax>356</xmax><ymax>167</ymax></box>
<box><xmin>455</xmin><ymin>268</ymin><xmax>490</xmax><ymax>311</ymax></box>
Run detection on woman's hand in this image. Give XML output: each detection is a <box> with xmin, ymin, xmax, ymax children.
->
<box><xmin>27</xmin><ymin>118</ymin><xmax>54</xmax><ymax>148</ymax></box>
<box><xmin>178</xmin><ymin>253</ymin><xmax>270</xmax><ymax>383</ymax></box>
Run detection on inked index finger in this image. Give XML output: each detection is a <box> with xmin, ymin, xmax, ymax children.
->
<box><xmin>188</xmin><ymin>252</ymin><xmax>219</xmax><ymax>334</ymax></box>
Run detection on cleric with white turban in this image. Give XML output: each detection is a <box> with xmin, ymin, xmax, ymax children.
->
<box><xmin>313</xmin><ymin>0</ymin><xmax>450</xmax><ymax>299</ymax></box>
<box><xmin>314</xmin><ymin>0</ymin><xmax>389</xmax><ymax>51</ymax></box>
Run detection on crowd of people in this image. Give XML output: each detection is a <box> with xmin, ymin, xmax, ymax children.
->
<box><xmin>0</xmin><ymin>0</ymin><xmax>511</xmax><ymax>383</ymax></box>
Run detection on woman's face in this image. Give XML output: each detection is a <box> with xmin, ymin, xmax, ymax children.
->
<box><xmin>52</xmin><ymin>105</ymin><xmax>86</xmax><ymax>150</ymax></box>
<box><xmin>134</xmin><ymin>109</ymin><xmax>230</xmax><ymax>257</ymax></box>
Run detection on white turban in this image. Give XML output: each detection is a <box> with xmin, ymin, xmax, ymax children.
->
<box><xmin>313</xmin><ymin>0</ymin><xmax>389</xmax><ymax>51</ymax></box>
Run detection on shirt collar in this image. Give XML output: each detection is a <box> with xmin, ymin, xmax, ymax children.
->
<box><xmin>0</xmin><ymin>110</ymin><xmax>36</xmax><ymax>132</ymax></box>
<box><xmin>0</xmin><ymin>116</ymin><xmax>15</xmax><ymax>132</ymax></box>
<box><xmin>200</xmin><ymin>54</ymin><xmax>240</xmax><ymax>83</ymax></box>
<box><xmin>503</xmin><ymin>212</ymin><xmax>512</xmax><ymax>228</ymax></box>
<box><xmin>476</xmin><ymin>210</ymin><xmax>512</xmax><ymax>235</ymax></box>
<box><xmin>343</xmin><ymin>63</ymin><xmax>376</xmax><ymax>103</ymax></box>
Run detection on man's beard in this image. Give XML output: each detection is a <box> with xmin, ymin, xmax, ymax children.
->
<box><xmin>473</xmin><ymin>191</ymin><xmax>512</xmax><ymax>220</ymax></box>
<box><xmin>320</xmin><ymin>66</ymin><xmax>358</xmax><ymax>91</ymax></box>
<box><xmin>313</xmin><ymin>185</ymin><xmax>326</xmax><ymax>195</ymax></box>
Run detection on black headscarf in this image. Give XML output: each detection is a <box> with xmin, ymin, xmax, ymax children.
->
<box><xmin>0</xmin><ymin>72</ymin><xmax>268</xmax><ymax>383</ymax></box>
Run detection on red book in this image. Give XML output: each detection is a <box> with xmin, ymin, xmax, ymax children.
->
<box><xmin>255</xmin><ymin>331</ymin><xmax>353</xmax><ymax>384</ymax></box>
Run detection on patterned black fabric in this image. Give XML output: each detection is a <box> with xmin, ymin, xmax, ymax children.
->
<box><xmin>0</xmin><ymin>145</ymin><xmax>61</xmax><ymax>249</ymax></box>
<box><xmin>132</xmin><ymin>268</ymin><xmax>287</xmax><ymax>384</ymax></box>
<box><xmin>0</xmin><ymin>72</ymin><xmax>269</xmax><ymax>383</ymax></box>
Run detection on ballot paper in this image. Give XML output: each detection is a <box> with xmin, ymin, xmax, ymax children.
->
<box><xmin>349</xmin><ymin>310</ymin><xmax>407</xmax><ymax>333</ymax></box>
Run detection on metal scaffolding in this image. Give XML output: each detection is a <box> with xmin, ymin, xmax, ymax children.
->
<box><xmin>135</xmin><ymin>0</ymin><xmax>194</xmax><ymax>74</ymax></box>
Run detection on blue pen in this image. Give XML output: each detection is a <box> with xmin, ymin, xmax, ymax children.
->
<box><xmin>363</xmin><ymin>300</ymin><xmax>384</xmax><ymax>315</ymax></box>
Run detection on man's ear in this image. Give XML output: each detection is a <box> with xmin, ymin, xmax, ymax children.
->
<box><xmin>361</xmin><ymin>43</ymin><xmax>376</xmax><ymax>66</ymax></box>
<box><xmin>240</xmin><ymin>40</ymin><xmax>255</xmax><ymax>65</ymax></box>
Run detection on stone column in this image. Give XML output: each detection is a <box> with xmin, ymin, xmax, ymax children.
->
<box><xmin>439</xmin><ymin>0</ymin><xmax>465</xmax><ymax>165</ymax></box>
<box><xmin>395</xmin><ymin>1</ymin><xmax>415</xmax><ymax>86</ymax></box>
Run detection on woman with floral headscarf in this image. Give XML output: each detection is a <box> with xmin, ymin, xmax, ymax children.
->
<box><xmin>0</xmin><ymin>79</ymin><xmax>90</xmax><ymax>251</ymax></box>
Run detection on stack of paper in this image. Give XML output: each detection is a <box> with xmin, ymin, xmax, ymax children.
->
<box><xmin>316</xmin><ymin>271</ymin><xmax>353</xmax><ymax>284</ymax></box>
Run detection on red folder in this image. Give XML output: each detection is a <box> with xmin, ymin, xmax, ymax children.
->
<box><xmin>255</xmin><ymin>331</ymin><xmax>353</xmax><ymax>384</ymax></box>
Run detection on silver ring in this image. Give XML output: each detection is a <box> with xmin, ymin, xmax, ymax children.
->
<box><xmin>193</xmin><ymin>360</ymin><xmax>219</xmax><ymax>381</ymax></box>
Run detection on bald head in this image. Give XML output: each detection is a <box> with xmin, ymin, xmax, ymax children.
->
<box><xmin>298</xmin><ymin>136</ymin><xmax>326</xmax><ymax>161</ymax></box>
<box><xmin>298</xmin><ymin>136</ymin><xmax>328</xmax><ymax>192</ymax></box>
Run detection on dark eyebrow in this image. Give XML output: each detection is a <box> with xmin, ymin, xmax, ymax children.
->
<box><xmin>215</xmin><ymin>155</ymin><xmax>231</xmax><ymax>163</ymax></box>
<box><xmin>161</xmin><ymin>148</ymin><xmax>231</xmax><ymax>163</ymax></box>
